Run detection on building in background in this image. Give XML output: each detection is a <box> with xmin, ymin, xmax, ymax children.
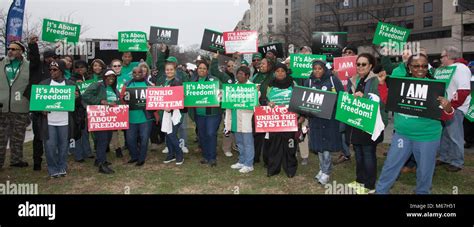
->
<box><xmin>248</xmin><ymin>0</ymin><xmax>292</xmax><ymax>46</ymax></box>
<box><xmin>234</xmin><ymin>10</ymin><xmax>251</xmax><ymax>31</ymax></box>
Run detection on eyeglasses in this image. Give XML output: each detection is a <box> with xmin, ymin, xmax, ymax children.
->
<box><xmin>7</xmin><ymin>48</ymin><xmax>20</xmax><ymax>51</ymax></box>
<box><xmin>252</xmin><ymin>59</ymin><xmax>260</xmax><ymax>62</ymax></box>
<box><xmin>356</xmin><ymin>63</ymin><xmax>368</xmax><ymax>67</ymax></box>
<box><xmin>227</xmin><ymin>65</ymin><xmax>232</xmax><ymax>67</ymax></box>
<box><xmin>411</xmin><ymin>64</ymin><xmax>429</xmax><ymax>69</ymax></box>
<box><xmin>112</xmin><ymin>65</ymin><xmax>122</xmax><ymax>68</ymax></box>
<box><xmin>49</xmin><ymin>68</ymin><xmax>59</xmax><ymax>72</ymax></box>
<box><xmin>75</xmin><ymin>66</ymin><xmax>86</xmax><ymax>69</ymax></box>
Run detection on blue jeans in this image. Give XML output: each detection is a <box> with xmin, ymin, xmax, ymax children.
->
<box><xmin>44</xmin><ymin>125</ymin><xmax>69</xmax><ymax>176</ymax></box>
<box><xmin>353</xmin><ymin>145</ymin><xmax>377</xmax><ymax>190</ymax></box>
<box><xmin>318</xmin><ymin>151</ymin><xmax>332</xmax><ymax>175</ymax></box>
<box><xmin>74</xmin><ymin>128</ymin><xmax>92</xmax><ymax>161</ymax></box>
<box><xmin>235</xmin><ymin>132</ymin><xmax>255</xmax><ymax>167</ymax></box>
<box><xmin>376</xmin><ymin>133</ymin><xmax>440</xmax><ymax>194</ymax></box>
<box><xmin>166</xmin><ymin>123</ymin><xmax>183</xmax><ymax>161</ymax></box>
<box><xmin>126</xmin><ymin>121</ymin><xmax>152</xmax><ymax>162</ymax></box>
<box><xmin>439</xmin><ymin>110</ymin><xmax>465</xmax><ymax>168</ymax></box>
<box><xmin>340</xmin><ymin>123</ymin><xmax>351</xmax><ymax>157</ymax></box>
<box><xmin>195</xmin><ymin>114</ymin><xmax>222</xmax><ymax>161</ymax></box>
<box><xmin>178</xmin><ymin>113</ymin><xmax>188</xmax><ymax>148</ymax></box>
<box><xmin>94</xmin><ymin>131</ymin><xmax>113</xmax><ymax>164</ymax></box>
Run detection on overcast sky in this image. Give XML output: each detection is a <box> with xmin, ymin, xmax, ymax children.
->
<box><xmin>1</xmin><ymin>0</ymin><xmax>249</xmax><ymax>48</ymax></box>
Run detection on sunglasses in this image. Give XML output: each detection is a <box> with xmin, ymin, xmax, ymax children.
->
<box><xmin>112</xmin><ymin>65</ymin><xmax>122</xmax><ymax>68</ymax></box>
<box><xmin>356</xmin><ymin>63</ymin><xmax>368</xmax><ymax>67</ymax></box>
<box><xmin>49</xmin><ymin>68</ymin><xmax>59</xmax><ymax>72</ymax></box>
<box><xmin>7</xmin><ymin>48</ymin><xmax>20</xmax><ymax>51</ymax></box>
<box><xmin>252</xmin><ymin>59</ymin><xmax>260</xmax><ymax>62</ymax></box>
<box><xmin>411</xmin><ymin>64</ymin><xmax>429</xmax><ymax>69</ymax></box>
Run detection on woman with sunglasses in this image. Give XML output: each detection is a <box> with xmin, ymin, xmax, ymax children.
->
<box><xmin>376</xmin><ymin>54</ymin><xmax>454</xmax><ymax>194</ymax></box>
<box><xmin>345</xmin><ymin>53</ymin><xmax>388</xmax><ymax>194</ymax></box>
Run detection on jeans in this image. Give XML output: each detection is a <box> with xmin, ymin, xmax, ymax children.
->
<box><xmin>353</xmin><ymin>144</ymin><xmax>377</xmax><ymax>190</ymax></box>
<box><xmin>318</xmin><ymin>151</ymin><xmax>332</xmax><ymax>175</ymax></box>
<box><xmin>195</xmin><ymin>114</ymin><xmax>222</xmax><ymax>161</ymax></box>
<box><xmin>235</xmin><ymin>132</ymin><xmax>255</xmax><ymax>167</ymax></box>
<box><xmin>439</xmin><ymin>110</ymin><xmax>465</xmax><ymax>168</ymax></box>
<box><xmin>376</xmin><ymin>133</ymin><xmax>440</xmax><ymax>194</ymax></box>
<box><xmin>341</xmin><ymin>133</ymin><xmax>351</xmax><ymax>157</ymax></box>
<box><xmin>44</xmin><ymin>125</ymin><xmax>69</xmax><ymax>176</ymax></box>
<box><xmin>74</xmin><ymin>128</ymin><xmax>92</xmax><ymax>161</ymax></box>
<box><xmin>166</xmin><ymin>123</ymin><xmax>183</xmax><ymax>161</ymax></box>
<box><xmin>126</xmin><ymin>121</ymin><xmax>152</xmax><ymax>162</ymax></box>
<box><xmin>95</xmin><ymin>131</ymin><xmax>113</xmax><ymax>164</ymax></box>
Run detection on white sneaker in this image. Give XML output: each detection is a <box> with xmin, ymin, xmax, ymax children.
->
<box><xmin>162</xmin><ymin>147</ymin><xmax>169</xmax><ymax>154</ymax></box>
<box><xmin>181</xmin><ymin>147</ymin><xmax>189</xmax><ymax>154</ymax></box>
<box><xmin>315</xmin><ymin>170</ymin><xmax>322</xmax><ymax>181</ymax></box>
<box><xmin>318</xmin><ymin>173</ymin><xmax>330</xmax><ymax>185</ymax></box>
<box><xmin>231</xmin><ymin>163</ymin><xmax>244</xmax><ymax>169</ymax></box>
<box><xmin>239</xmin><ymin>166</ymin><xmax>254</xmax><ymax>173</ymax></box>
<box><xmin>176</xmin><ymin>158</ymin><xmax>184</xmax><ymax>165</ymax></box>
<box><xmin>224</xmin><ymin>151</ymin><xmax>233</xmax><ymax>157</ymax></box>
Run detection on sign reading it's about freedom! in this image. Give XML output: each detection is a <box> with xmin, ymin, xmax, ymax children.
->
<box><xmin>288</xmin><ymin>86</ymin><xmax>337</xmax><ymax>119</ymax></box>
<box><xmin>223</xmin><ymin>31</ymin><xmax>258</xmax><ymax>54</ymax></box>
<box><xmin>372</xmin><ymin>21</ymin><xmax>411</xmax><ymax>47</ymax></box>
<box><xmin>146</xmin><ymin>86</ymin><xmax>184</xmax><ymax>110</ymax></box>
<box><xmin>289</xmin><ymin>54</ymin><xmax>327</xmax><ymax>79</ymax></box>
<box><xmin>87</xmin><ymin>105</ymin><xmax>129</xmax><ymax>132</ymax></box>
<box><xmin>386</xmin><ymin>77</ymin><xmax>446</xmax><ymax>120</ymax></box>
<box><xmin>335</xmin><ymin>92</ymin><xmax>379</xmax><ymax>134</ymax></box>
<box><xmin>221</xmin><ymin>83</ymin><xmax>258</xmax><ymax>110</ymax></box>
<box><xmin>76</xmin><ymin>79</ymin><xmax>98</xmax><ymax>95</ymax></box>
<box><xmin>42</xmin><ymin>19</ymin><xmax>81</xmax><ymax>43</ymax></box>
<box><xmin>30</xmin><ymin>85</ymin><xmax>75</xmax><ymax>112</ymax></box>
<box><xmin>183</xmin><ymin>81</ymin><xmax>220</xmax><ymax>107</ymax></box>
<box><xmin>433</xmin><ymin>66</ymin><xmax>457</xmax><ymax>88</ymax></box>
<box><xmin>254</xmin><ymin>105</ymin><xmax>298</xmax><ymax>133</ymax></box>
<box><xmin>118</xmin><ymin>31</ymin><xmax>148</xmax><ymax>52</ymax></box>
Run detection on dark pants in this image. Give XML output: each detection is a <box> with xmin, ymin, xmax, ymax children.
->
<box><xmin>166</xmin><ymin>123</ymin><xmax>183</xmax><ymax>161</ymax></box>
<box><xmin>266</xmin><ymin>132</ymin><xmax>297</xmax><ymax>177</ymax></box>
<box><xmin>31</xmin><ymin>113</ymin><xmax>44</xmax><ymax>165</ymax></box>
<box><xmin>94</xmin><ymin>131</ymin><xmax>113</xmax><ymax>164</ymax></box>
<box><xmin>353</xmin><ymin>145</ymin><xmax>377</xmax><ymax>190</ymax></box>
<box><xmin>0</xmin><ymin>112</ymin><xmax>29</xmax><ymax>167</ymax></box>
<box><xmin>195</xmin><ymin>114</ymin><xmax>221</xmax><ymax>162</ymax></box>
<box><xmin>126</xmin><ymin>121</ymin><xmax>152</xmax><ymax>162</ymax></box>
<box><xmin>150</xmin><ymin>121</ymin><xmax>166</xmax><ymax>144</ymax></box>
<box><xmin>253</xmin><ymin>133</ymin><xmax>266</xmax><ymax>163</ymax></box>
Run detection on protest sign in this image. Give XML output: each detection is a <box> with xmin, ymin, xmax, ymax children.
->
<box><xmin>146</xmin><ymin>86</ymin><xmax>184</xmax><ymax>110</ymax></box>
<box><xmin>149</xmin><ymin>26</ymin><xmax>179</xmax><ymax>45</ymax></box>
<box><xmin>42</xmin><ymin>18</ymin><xmax>81</xmax><ymax>43</ymax></box>
<box><xmin>200</xmin><ymin>29</ymin><xmax>225</xmax><ymax>53</ymax></box>
<box><xmin>87</xmin><ymin>105</ymin><xmax>129</xmax><ymax>131</ymax></box>
<box><xmin>183</xmin><ymin>81</ymin><xmax>220</xmax><ymax>107</ymax></box>
<box><xmin>334</xmin><ymin>56</ymin><xmax>357</xmax><ymax>90</ymax></box>
<box><xmin>30</xmin><ymin>85</ymin><xmax>75</xmax><ymax>111</ymax></box>
<box><xmin>372</xmin><ymin>21</ymin><xmax>411</xmax><ymax>47</ymax></box>
<box><xmin>259</xmin><ymin>43</ymin><xmax>284</xmax><ymax>58</ymax></box>
<box><xmin>289</xmin><ymin>54</ymin><xmax>326</xmax><ymax>78</ymax></box>
<box><xmin>77</xmin><ymin>79</ymin><xmax>98</xmax><ymax>94</ymax></box>
<box><xmin>335</xmin><ymin>92</ymin><xmax>379</xmax><ymax>134</ymax></box>
<box><xmin>221</xmin><ymin>83</ymin><xmax>258</xmax><ymax>110</ymax></box>
<box><xmin>123</xmin><ymin>87</ymin><xmax>147</xmax><ymax>110</ymax></box>
<box><xmin>312</xmin><ymin>32</ymin><xmax>347</xmax><ymax>57</ymax></box>
<box><xmin>254</xmin><ymin>105</ymin><xmax>298</xmax><ymax>133</ymax></box>
<box><xmin>288</xmin><ymin>86</ymin><xmax>337</xmax><ymax>119</ymax></box>
<box><xmin>223</xmin><ymin>31</ymin><xmax>258</xmax><ymax>54</ymax></box>
<box><xmin>118</xmin><ymin>31</ymin><xmax>148</xmax><ymax>52</ymax></box>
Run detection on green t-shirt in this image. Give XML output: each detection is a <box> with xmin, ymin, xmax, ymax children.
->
<box><xmin>394</xmin><ymin>113</ymin><xmax>442</xmax><ymax>141</ymax></box>
<box><xmin>64</xmin><ymin>70</ymin><xmax>72</xmax><ymax>80</ymax></box>
<box><xmin>5</xmin><ymin>59</ymin><xmax>20</xmax><ymax>85</ymax></box>
<box><xmin>196</xmin><ymin>77</ymin><xmax>208</xmax><ymax>116</ymax></box>
<box><xmin>268</xmin><ymin>86</ymin><xmax>293</xmax><ymax>105</ymax></box>
<box><xmin>231</xmin><ymin>109</ymin><xmax>238</xmax><ymax>132</ymax></box>
<box><xmin>120</xmin><ymin>62</ymin><xmax>140</xmax><ymax>82</ymax></box>
<box><xmin>106</xmin><ymin>86</ymin><xmax>118</xmax><ymax>103</ymax></box>
<box><xmin>127</xmin><ymin>81</ymin><xmax>150</xmax><ymax>124</ymax></box>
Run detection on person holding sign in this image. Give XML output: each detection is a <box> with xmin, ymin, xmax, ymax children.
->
<box><xmin>260</xmin><ymin>63</ymin><xmax>298</xmax><ymax>178</ymax></box>
<box><xmin>437</xmin><ymin>46</ymin><xmax>472</xmax><ymax>172</ymax></box>
<box><xmin>344</xmin><ymin>53</ymin><xmax>388</xmax><ymax>194</ymax></box>
<box><xmin>224</xmin><ymin>66</ymin><xmax>258</xmax><ymax>174</ymax></box>
<box><xmin>376</xmin><ymin>54</ymin><xmax>454</xmax><ymax>194</ymax></box>
<box><xmin>82</xmin><ymin>69</ymin><xmax>122</xmax><ymax>174</ymax></box>
<box><xmin>37</xmin><ymin>61</ymin><xmax>83</xmax><ymax>178</ymax></box>
<box><xmin>120</xmin><ymin>67</ymin><xmax>155</xmax><ymax>166</ymax></box>
<box><xmin>301</xmin><ymin>60</ymin><xmax>344</xmax><ymax>185</ymax></box>
<box><xmin>0</xmin><ymin>41</ymin><xmax>30</xmax><ymax>169</ymax></box>
<box><xmin>158</xmin><ymin>62</ymin><xmax>186</xmax><ymax>165</ymax></box>
<box><xmin>90</xmin><ymin>59</ymin><xmax>107</xmax><ymax>81</ymax></box>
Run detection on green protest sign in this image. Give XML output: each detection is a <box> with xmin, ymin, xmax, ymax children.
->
<box><xmin>465</xmin><ymin>105</ymin><xmax>474</xmax><ymax>122</ymax></box>
<box><xmin>335</xmin><ymin>92</ymin><xmax>379</xmax><ymax>134</ymax></box>
<box><xmin>184</xmin><ymin>81</ymin><xmax>220</xmax><ymax>107</ymax></box>
<box><xmin>372</xmin><ymin>21</ymin><xmax>411</xmax><ymax>47</ymax></box>
<box><xmin>30</xmin><ymin>85</ymin><xmax>75</xmax><ymax>111</ymax></box>
<box><xmin>433</xmin><ymin>66</ymin><xmax>456</xmax><ymax>88</ymax></box>
<box><xmin>222</xmin><ymin>83</ymin><xmax>258</xmax><ymax>110</ymax></box>
<box><xmin>289</xmin><ymin>54</ymin><xmax>327</xmax><ymax>79</ymax></box>
<box><xmin>77</xmin><ymin>79</ymin><xmax>98</xmax><ymax>94</ymax></box>
<box><xmin>118</xmin><ymin>31</ymin><xmax>148</xmax><ymax>52</ymax></box>
<box><xmin>42</xmin><ymin>19</ymin><xmax>81</xmax><ymax>43</ymax></box>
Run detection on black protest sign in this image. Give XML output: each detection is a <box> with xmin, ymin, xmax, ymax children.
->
<box><xmin>288</xmin><ymin>86</ymin><xmax>338</xmax><ymax>119</ymax></box>
<box><xmin>149</xmin><ymin>26</ymin><xmax>179</xmax><ymax>45</ymax></box>
<box><xmin>259</xmin><ymin>43</ymin><xmax>284</xmax><ymax>58</ymax></box>
<box><xmin>200</xmin><ymin>29</ymin><xmax>225</xmax><ymax>53</ymax></box>
<box><xmin>124</xmin><ymin>87</ymin><xmax>147</xmax><ymax>110</ymax></box>
<box><xmin>386</xmin><ymin>77</ymin><xmax>446</xmax><ymax>120</ymax></box>
<box><xmin>312</xmin><ymin>32</ymin><xmax>347</xmax><ymax>57</ymax></box>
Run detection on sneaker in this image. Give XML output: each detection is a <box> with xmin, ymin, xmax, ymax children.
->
<box><xmin>162</xmin><ymin>147</ymin><xmax>169</xmax><ymax>154</ymax></box>
<box><xmin>176</xmin><ymin>158</ymin><xmax>184</xmax><ymax>165</ymax></box>
<box><xmin>224</xmin><ymin>151</ymin><xmax>233</xmax><ymax>157</ymax></box>
<box><xmin>50</xmin><ymin>174</ymin><xmax>60</xmax><ymax>179</ymax></box>
<box><xmin>318</xmin><ymin>173</ymin><xmax>330</xmax><ymax>185</ymax></box>
<box><xmin>314</xmin><ymin>170</ymin><xmax>322</xmax><ymax>181</ymax></box>
<box><xmin>181</xmin><ymin>147</ymin><xmax>189</xmax><ymax>154</ymax></box>
<box><xmin>301</xmin><ymin>158</ymin><xmax>308</xmax><ymax>166</ymax></box>
<box><xmin>239</xmin><ymin>166</ymin><xmax>254</xmax><ymax>173</ymax></box>
<box><xmin>163</xmin><ymin>157</ymin><xmax>176</xmax><ymax>164</ymax></box>
<box><xmin>59</xmin><ymin>171</ymin><xmax>67</xmax><ymax>177</ymax></box>
<box><xmin>231</xmin><ymin>163</ymin><xmax>245</xmax><ymax>169</ymax></box>
<box><xmin>446</xmin><ymin>165</ymin><xmax>462</xmax><ymax>172</ymax></box>
<box><xmin>355</xmin><ymin>186</ymin><xmax>371</xmax><ymax>195</ymax></box>
<box><xmin>334</xmin><ymin>154</ymin><xmax>350</xmax><ymax>165</ymax></box>
<box><xmin>347</xmin><ymin>181</ymin><xmax>364</xmax><ymax>189</ymax></box>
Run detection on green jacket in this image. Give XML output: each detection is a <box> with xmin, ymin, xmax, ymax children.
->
<box><xmin>82</xmin><ymin>81</ymin><xmax>121</xmax><ymax>105</ymax></box>
<box><xmin>0</xmin><ymin>57</ymin><xmax>30</xmax><ymax>113</ymax></box>
<box><xmin>251</xmin><ymin>71</ymin><xmax>274</xmax><ymax>94</ymax></box>
<box><xmin>156</xmin><ymin>51</ymin><xmax>189</xmax><ymax>83</ymax></box>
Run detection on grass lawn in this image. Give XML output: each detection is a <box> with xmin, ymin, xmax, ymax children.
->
<box><xmin>1</xmin><ymin>124</ymin><xmax>473</xmax><ymax>194</ymax></box>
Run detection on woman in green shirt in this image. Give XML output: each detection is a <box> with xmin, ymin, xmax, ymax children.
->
<box><xmin>376</xmin><ymin>54</ymin><xmax>454</xmax><ymax>194</ymax></box>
